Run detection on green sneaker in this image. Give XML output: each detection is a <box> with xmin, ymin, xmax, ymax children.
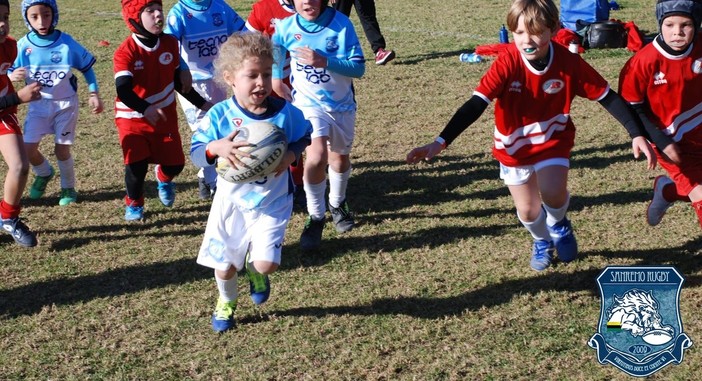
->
<box><xmin>246</xmin><ymin>252</ymin><xmax>270</xmax><ymax>305</ymax></box>
<box><xmin>211</xmin><ymin>297</ymin><xmax>237</xmax><ymax>332</ymax></box>
<box><xmin>59</xmin><ymin>188</ymin><xmax>78</xmax><ymax>206</ymax></box>
<box><xmin>28</xmin><ymin>167</ymin><xmax>55</xmax><ymax>199</ymax></box>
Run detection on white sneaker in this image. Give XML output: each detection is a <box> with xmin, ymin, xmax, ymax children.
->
<box><xmin>647</xmin><ymin>176</ymin><xmax>674</xmax><ymax>226</ymax></box>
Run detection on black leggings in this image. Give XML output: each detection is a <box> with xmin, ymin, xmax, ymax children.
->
<box><xmin>125</xmin><ymin>160</ymin><xmax>184</xmax><ymax>200</ymax></box>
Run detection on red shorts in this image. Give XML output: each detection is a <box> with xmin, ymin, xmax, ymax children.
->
<box><xmin>116</xmin><ymin>121</ymin><xmax>185</xmax><ymax>166</ymax></box>
<box><xmin>656</xmin><ymin>142</ymin><xmax>702</xmax><ymax>196</ymax></box>
<box><xmin>0</xmin><ymin>114</ymin><xmax>22</xmax><ymax>136</ymax></box>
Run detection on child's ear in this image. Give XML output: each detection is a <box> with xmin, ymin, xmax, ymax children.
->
<box><xmin>223</xmin><ymin>70</ymin><xmax>235</xmax><ymax>87</ymax></box>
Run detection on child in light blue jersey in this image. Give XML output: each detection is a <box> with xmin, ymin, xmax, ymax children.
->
<box><xmin>9</xmin><ymin>0</ymin><xmax>104</xmax><ymax>206</ymax></box>
<box><xmin>191</xmin><ymin>32</ymin><xmax>311</xmax><ymax>332</ymax></box>
<box><xmin>271</xmin><ymin>0</ymin><xmax>365</xmax><ymax>252</ymax></box>
<box><xmin>164</xmin><ymin>0</ymin><xmax>246</xmax><ymax>199</ymax></box>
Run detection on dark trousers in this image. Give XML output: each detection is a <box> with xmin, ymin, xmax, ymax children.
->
<box><xmin>333</xmin><ymin>0</ymin><xmax>386</xmax><ymax>53</ymax></box>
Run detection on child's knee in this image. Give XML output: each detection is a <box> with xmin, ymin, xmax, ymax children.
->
<box><xmin>252</xmin><ymin>260</ymin><xmax>278</xmax><ymax>275</ymax></box>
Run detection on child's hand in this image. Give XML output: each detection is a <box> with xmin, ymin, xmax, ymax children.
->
<box><xmin>208</xmin><ymin>130</ymin><xmax>253</xmax><ymax>169</ymax></box>
<box><xmin>9</xmin><ymin>67</ymin><xmax>28</xmax><ymax>82</ymax></box>
<box><xmin>631</xmin><ymin>136</ymin><xmax>657</xmax><ymax>170</ymax></box>
<box><xmin>293</xmin><ymin>46</ymin><xmax>327</xmax><ymax>68</ymax></box>
<box><xmin>273</xmin><ymin>150</ymin><xmax>296</xmax><ymax>177</ymax></box>
<box><xmin>272</xmin><ymin>79</ymin><xmax>292</xmax><ymax>102</ymax></box>
<box><xmin>661</xmin><ymin>143</ymin><xmax>682</xmax><ymax>165</ymax></box>
<box><xmin>88</xmin><ymin>93</ymin><xmax>104</xmax><ymax>114</ymax></box>
<box><xmin>144</xmin><ymin>104</ymin><xmax>167</xmax><ymax>126</ymax></box>
<box><xmin>406</xmin><ymin>142</ymin><xmax>444</xmax><ymax>164</ymax></box>
<box><xmin>16</xmin><ymin>82</ymin><xmax>42</xmax><ymax>103</ymax></box>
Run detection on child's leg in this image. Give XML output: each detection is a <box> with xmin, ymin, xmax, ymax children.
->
<box><xmin>303</xmin><ymin>136</ymin><xmax>330</xmax><ymax>220</ymax></box>
<box><xmin>0</xmin><ymin>134</ymin><xmax>30</xmax><ymax>207</ymax></box>
<box><xmin>536</xmin><ymin>165</ymin><xmax>578</xmax><ymax>262</ymax></box>
<box><xmin>55</xmin><ymin>143</ymin><xmax>74</xmax><ymax>188</ymax></box>
<box><xmin>688</xmin><ymin>185</ymin><xmax>702</xmax><ymax>229</ymax></box>
<box><xmin>214</xmin><ymin>266</ymin><xmax>238</xmax><ymax>301</ymax></box>
<box><xmin>508</xmin><ymin>176</ymin><xmax>550</xmax><ymax>240</ymax></box>
<box><xmin>24</xmin><ymin>142</ymin><xmax>51</xmax><ymax>173</ymax></box>
<box><xmin>328</xmin><ymin>153</ymin><xmax>351</xmax><ymax>208</ymax></box>
<box><xmin>125</xmin><ymin>160</ymin><xmax>148</xmax><ymax>205</ymax></box>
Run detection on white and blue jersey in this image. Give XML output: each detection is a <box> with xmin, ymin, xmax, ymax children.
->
<box><xmin>191</xmin><ymin>96</ymin><xmax>312</xmax><ymax>210</ymax></box>
<box><xmin>11</xmin><ymin>31</ymin><xmax>96</xmax><ymax>100</ymax></box>
<box><xmin>272</xmin><ymin>9</ymin><xmax>364</xmax><ymax>112</ymax></box>
<box><xmin>164</xmin><ymin>0</ymin><xmax>246</xmax><ymax>81</ymax></box>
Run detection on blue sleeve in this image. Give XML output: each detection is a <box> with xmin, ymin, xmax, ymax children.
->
<box><xmin>82</xmin><ymin>68</ymin><xmax>99</xmax><ymax>93</ymax></box>
<box><xmin>225</xmin><ymin>5</ymin><xmax>247</xmax><ymax>33</ymax></box>
<box><xmin>326</xmin><ymin>57</ymin><xmax>365</xmax><ymax>78</ymax></box>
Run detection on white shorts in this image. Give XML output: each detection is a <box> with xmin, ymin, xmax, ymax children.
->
<box><xmin>298</xmin><ymin>107</ymin><xmax>355</xmax><ymax>155</ymax></box>
<box><xmin>23</xmin><ymin>94</ymin><xmax>79</xmax><ymax>144</ymax></box>
<box><xmin>177</xmin><ymin>79</ymin><xmax>227</xmax><ymax>132</ymax></box>
<box><xmin>499</xmin><ymin>158</ymin><xmax>569</xmax><ymax>186</ymax></box>
<box><xmin>196</xmin><ymin>191</ymin><xmax>292</xmax><ymax>272</ymax></box>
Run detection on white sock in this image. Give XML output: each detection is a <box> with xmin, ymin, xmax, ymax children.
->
<box><xmin>304</xmin><ymin>180</ymin><xmax>327</xmax><ymax>220</ymax></box>
<box><xmin>57</xmin><ymin>157</ymin><xmax>75</xmax><ymax>189</ymax></box>
<box><xmin>518</xmin><ymin>209</ymin><xmax>551</xmax><ymax>242</ymax></box>
<box><xmin>33</xmin><ymin>159</ymin><xmax>53</xmax><ymax>177</ymax></box>
<box><xmin>328</xmin><ymin>166</ymin><xmax>351</xmax><ymax>208</ymax></box>
<box><xmin>543</xmin><ymin>193</ymin><xmax>570</xmax><ymax>226</ymax></box>
<box><xmin>215</xmin><ymin>274</ymin><xmax>238</xmax><ymax>302</ymax></box>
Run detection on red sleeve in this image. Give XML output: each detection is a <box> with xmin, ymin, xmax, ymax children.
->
<box><xmin>574</xmin><ymin>55</ymin><xmax>609</xmax><ymax>101</ymax></box>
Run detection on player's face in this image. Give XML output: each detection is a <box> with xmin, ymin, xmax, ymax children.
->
<box><xmin>0</xmin><ymin>6</ymin><xmax>9</xmax><ymax>43</ymax></box>
<box><xmin>140</xmin><ymin>3</ymin><xmax>164</xmax><ymax>35</ymax></box>
<box><xmin>661</xmin><ymin>15</ymin><xmax>695</xmax><ymax>51</ymax></box>
<box><xmin>294</xmin><ymin>0</ymin><xmax>322</xmax><ymax>21</ymax></box>
<box><xmin>228</xmin><ymin>56</ymin><xmax>274</xmax><ymax>113</ymax></box>
<box><xmin>512</xmin><ymin>15</ymin><xmax>554</xmax><ymax>61</ymax></box>
<box><xmin>26</xmin><ymin>4</ymin><xmax>52</xmax><ymax>35</ymax></box>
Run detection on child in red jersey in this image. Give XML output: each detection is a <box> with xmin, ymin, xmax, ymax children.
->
<box><xmin>0</xmin><ymin>0</ymin><xmax>41</xmax><ymax>247</ymax></box>
<box><xmin>406</xmin><ymin>0</ymin><xmax>655</xmax><ymax>271</ymax></box>
<box><xmin>619</xmin><ymin>0</ymin><xmax>702</xmax><ymax>229</ymax></box>
<box><xmin>114</xmin><ymin>0</ymin><xmax>212</xmax><ymax>221</ymax></box>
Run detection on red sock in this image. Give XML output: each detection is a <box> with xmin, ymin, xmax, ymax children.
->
<box><xmin>125</xmin><ymin>195</ymin><xmax>144</xmax><ymax>207</ymax></box>
<box><xmin>0</xmin><ymin>199</ymin><xmax>21</xmax><ymax>220</ymax></box>
<box><xmin>155</xmin><ymin>165</ymin><xmax>173</xmax><ymax>183</ymax></box>
<box><xmin>662</xmin><ymin>183</ymin><xmax>690</xmax><ymax>202</ymax></box>
<box><xmin>693</xmin><ymin>200</ymin><xmax>702</xmax><ymax>229</ymax></box>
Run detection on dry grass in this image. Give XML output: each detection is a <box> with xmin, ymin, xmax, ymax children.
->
<box><xmin>1</xmin><ymin>0</ymin><xmax>701</xmax><ymax>380</ymax></box>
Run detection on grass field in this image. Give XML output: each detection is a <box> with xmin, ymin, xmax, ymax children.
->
<box><xmin>1</xmin><ymin>0</ymin><xmax>701</xmax><ymax>379</ymax></box>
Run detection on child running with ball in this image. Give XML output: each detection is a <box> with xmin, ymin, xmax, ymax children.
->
<box><xmin>406</xmin><ymin>0</ymin><xmax>656</xmax><ymax>271</ymax></box>
<box><xmin>190</xmin><ymin>32</ymin><xmax>311</xmax><ymax>332</ymax></box>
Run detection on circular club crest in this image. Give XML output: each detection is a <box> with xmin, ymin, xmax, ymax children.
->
<box><xmin>159</xmin><ymin>52</ymin><xmax>173</xmax><ymax>65</ymax></box>
<box><xmin>542</xmin><ymin>79</ymin><xmax>564</xmax><ymax>94</ymax></box>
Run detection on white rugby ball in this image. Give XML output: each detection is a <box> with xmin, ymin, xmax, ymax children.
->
<box><xmin>642</xmin><ymin>329</ymin><xmax>673</xmax><ymax>345</ymax></box>
<box><xmin>216</xmin><ymin>121</ymin><xmax>288</xmax><ymax>184</ymax></box>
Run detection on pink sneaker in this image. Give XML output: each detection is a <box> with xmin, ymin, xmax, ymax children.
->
<box><xmin>375</xmin><ymin>48</ymin><xmax>395</xmax><ymax>65</ymax></box>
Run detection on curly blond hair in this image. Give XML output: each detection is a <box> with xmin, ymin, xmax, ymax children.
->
<box><xmin>213</xmin><ymin>32</ymin><xmax>275</xmax><ymax>90</ymax></box>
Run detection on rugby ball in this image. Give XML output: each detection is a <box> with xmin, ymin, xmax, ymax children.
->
<box><xmin>216</xmin><ymin>121</ymin><xmax>288</xmax><ymax>184</ymax></box>
<box><xmin>642</xmin><ymin>329</ymin><xmax>673</xmax><ymax>345</ymax></box>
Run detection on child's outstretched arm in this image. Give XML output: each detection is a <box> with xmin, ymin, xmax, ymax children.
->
<box><xmin>406</xmin><ymin>95</ymin><xmax>488</xmax><ymax>164</ymax></box>
<box><xmin>0</xmin><ymin>82</ymin><xmax>41</xmax><ymax>109</ymax></box>
<box><xmin>597</xmin><ymin>90</ymin><xmax>656</xmax><ymax>170</ymax></box>
<box><xmin>174</xmin><ymin>68</ymin><xmax>212</xmax><ymax>112</ymax></box>
<box><xmin>82</xmin><ymin>67</ymin><xmax>104</xmax><ymax>114</ymax></box>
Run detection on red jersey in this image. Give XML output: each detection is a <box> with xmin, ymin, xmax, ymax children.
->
<box><xmin>619</xmin><ymin>37</ymin><xmax>702</xmax><ymax>148</ymax></box>
<box><xmin>474</xmin><ymin>42</ymin><xmax>609</xmax><ymax>166</ymax></box>
<box><xmin>0</xmin><ymin>37</ymin><xmax>18</xmax><ymax>117</ymax></box>
<box><xmin>113</xmin><ymin>34</ymin><xmax>180</xmax><ymax>134</ymax></box>
<box><xmin>246</xmin><ymin>0</ymin><xmax>294</xmax><ymax>84</ymax></box>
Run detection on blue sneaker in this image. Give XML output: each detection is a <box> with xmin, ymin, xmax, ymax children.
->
<box><xmin>155</xmin><ymin>165</ymin><xmax>175</xmax><ymax>207</ymax></box>
<box><xmin>530</xmin><ymin>239</ymin><xmax>554</xmax><ymax>271</ymax></box>
<box><xmin>211</xmin><ymin>297</ymin><xmax>237</xmax><ymax>333</ymax></box>
<box><xmin>2</xmin><ymin>217</ymin><xmax>37</xmax><ymax>247</ymax></box>
<box><xmin>548</xmin><ymin>217</ymin><xmax>578</xmax><ymax>262</ymax></box>
<box><xmin>125</xmin><ymin>204</ymin><xmax>144</xmax><ymax>221</ymax></box>
<box><xmin>245</xmin><ymin>252</ymin><xmax>270</xmax><ymax>305</ymax></box>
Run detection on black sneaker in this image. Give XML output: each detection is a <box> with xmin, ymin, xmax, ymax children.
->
<box><xmin>300</xmin><ymin>216</ymin><xmax>324</xmax><ymax>251</ymax></box>
<box><xmin>2</xmin><ymin>217</ymin><xmax>37</xmax><ymax>247</ymax></box>
<box><xmin>329</xmin><ymin>199</ymin><xmax>355</xmax><ymax>233</ymax></box>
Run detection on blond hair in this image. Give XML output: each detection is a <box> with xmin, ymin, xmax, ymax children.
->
<box><xmin>213</xmin><ymin>32</ymin><xmax>275</xmax><ymax>90</ymax></box>
<box><xmin>505</xmin><ymin>0</ymin><xmax>560</xmax><ymax>35</ymax></box>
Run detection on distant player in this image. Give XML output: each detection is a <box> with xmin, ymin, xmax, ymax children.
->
<box><xmin>0</xmin><ymin>0</ymin><xmax>42</xmax><ymax>247</ymax></box>
<box><xmin>9</xmin><ymin>0</ymin><xmax>104</xmax><ymax>206</ymax></box>
<box><xmin>619</xmin><ymin>0</ymin><xmax>702</xmax><ymax>229</ymax></box>
<box><xmin>164</xmin><ymin>0</ymin><xmax>246</xmax><ymax>200</ymax></box>
<box><xmin>272</xmin><ymin>0</ymin><xmax>366</xmax><ymax>251</ymax></box>
<box><xmin>115</xmin><ymin>0</ymin><xmax>212</xmax><ymax>221</ymax></box>
<box><xmin>406</xmin><ymin>0</ymin><xmax>655</xmax><ymax>271</ymax></box>
<box><xmin>191</xmin><ymin>32</ymin><xmax>311</xmax><ymax>332</ymax></box>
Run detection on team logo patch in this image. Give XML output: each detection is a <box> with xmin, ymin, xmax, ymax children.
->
<box><xmin>25</xmin><ymin>47</ymin><xmax>32</xmax><ymax>55</ymax></box>
<box><xmin>134</xmin><ymin>60</ymin><xmax>144</xmax><ymax>71</ymax></box>
<box><xmin>509</xmin><ymin>81</ymin><xmax>522</xmax><ymax>93</ymax></box>
<box><xmin>325</xmin><ymin>36</ymin><xmax>339</xmax><ymax>52</ymax></box>
<box><xmin>232</xmin><ymin>118</ymin><xmax>243</xmax><ymax>127</ymax></box>
<box><xmin>294</xmin><ymin>34</ymin><xmax>302</xmax><ymax>41</ymax></box>
<box><xmin>212</xmin><ymin>13</ymin><xmax>223</xmax><ymax>27</ymax></box>
<box><xmin>50</xmin><ymin>51</ymin><xmax>62</xmax><ymax>64</ymax></box>
<box><xmin>159</xmin><ymin>52</ymin><xmax>173</xmax><ymax>65</ymax></box>
<box><xmin>542</xmin><ymin>79</ymin><xmax>564</xmax><ymax>94</ymax></box>
<box><xmin>692</xmin><ymin>59</ymin><xmax>702</xmax><ymax>74</ymax></box>
<box><xmin>589</xmin><ymin>266</ymin><xmax>693</xmax><ymax>377</ymax></box>
<box><xmin>653</xmin><ymin>71</ymin><xmax>667</xmax><ymax>85</ymax></box>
